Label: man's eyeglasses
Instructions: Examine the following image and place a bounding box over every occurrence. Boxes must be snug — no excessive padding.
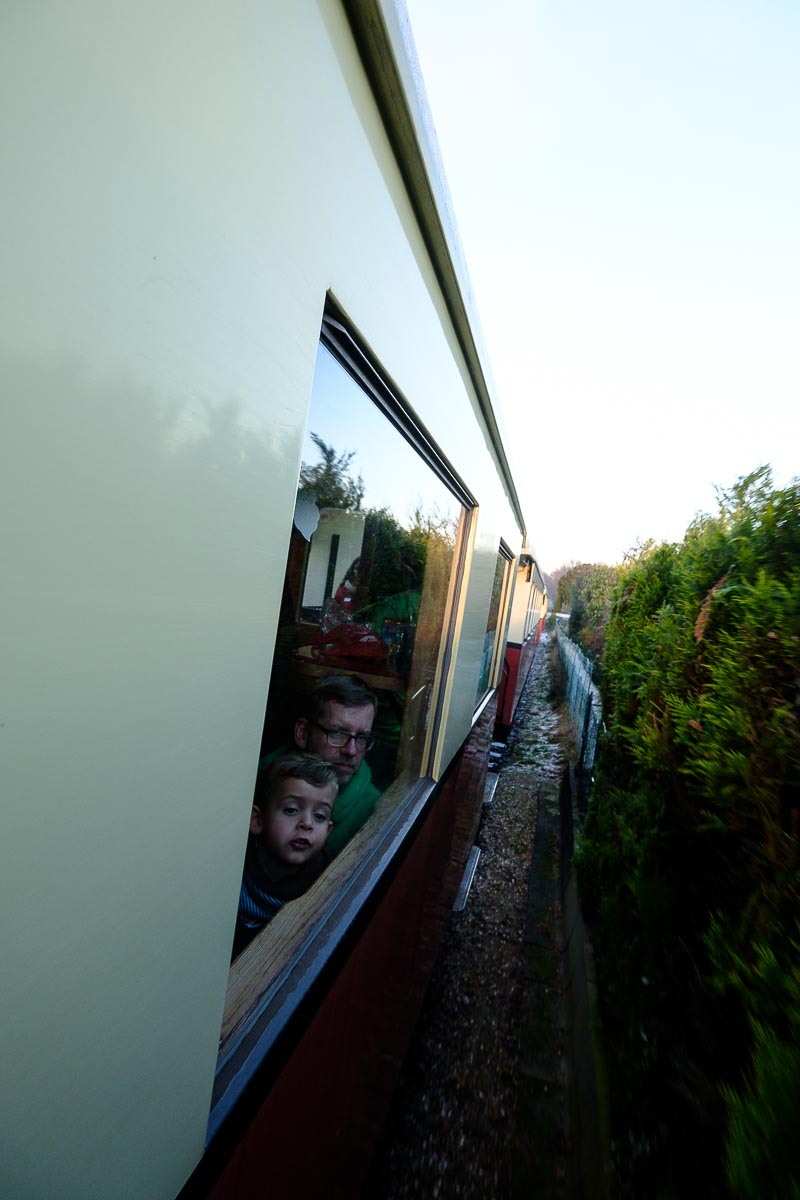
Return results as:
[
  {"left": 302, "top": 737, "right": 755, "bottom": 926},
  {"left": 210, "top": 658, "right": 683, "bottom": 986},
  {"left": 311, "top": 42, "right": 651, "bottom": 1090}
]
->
[{"left": 310, "top": 720, "right": 375, "bottom": 752}]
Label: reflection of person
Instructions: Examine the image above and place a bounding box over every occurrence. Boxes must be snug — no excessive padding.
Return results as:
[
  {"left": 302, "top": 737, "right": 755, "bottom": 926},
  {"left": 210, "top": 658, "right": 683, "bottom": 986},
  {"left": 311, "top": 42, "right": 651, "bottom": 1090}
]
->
[
  {"left": 233, "top": 753, "right": 338, "bottom": 959},
  {"left": 259, "top": 674, "right": 381, "bottom": 854},
  {"left": 334, "top": 557, "right": 361, "bottom": 611}
]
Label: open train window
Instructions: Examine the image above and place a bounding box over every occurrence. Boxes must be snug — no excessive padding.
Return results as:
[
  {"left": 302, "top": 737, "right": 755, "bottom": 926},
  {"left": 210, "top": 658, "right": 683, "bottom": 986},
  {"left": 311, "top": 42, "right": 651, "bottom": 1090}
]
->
[
  {"left": 475, "top": 543, "right": 514, "bottom": 704},
  {"left": 212, "top": 301, "right": 475, "bottom": 1134}
]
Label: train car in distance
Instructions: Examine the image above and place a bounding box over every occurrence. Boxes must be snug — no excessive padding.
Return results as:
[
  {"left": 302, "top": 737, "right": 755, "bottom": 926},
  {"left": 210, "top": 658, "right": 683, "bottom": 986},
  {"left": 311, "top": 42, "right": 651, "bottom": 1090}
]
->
[
  {"left": 495, "top": 551, "right": 549, "bottom": 740},
  {"left": 1, "top": 3, "right": 546, "bottom": 1198}
]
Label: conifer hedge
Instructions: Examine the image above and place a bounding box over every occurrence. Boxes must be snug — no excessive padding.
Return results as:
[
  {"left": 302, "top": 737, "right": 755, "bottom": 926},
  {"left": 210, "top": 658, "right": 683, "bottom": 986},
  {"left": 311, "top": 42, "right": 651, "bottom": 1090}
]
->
[{"left": 576, "top": 468, "right": 800, "bottom": 1197}]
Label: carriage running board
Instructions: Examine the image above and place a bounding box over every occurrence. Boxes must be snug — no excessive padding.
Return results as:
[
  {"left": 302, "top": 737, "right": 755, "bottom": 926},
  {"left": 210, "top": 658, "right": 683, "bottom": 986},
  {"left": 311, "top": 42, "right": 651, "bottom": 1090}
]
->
[
  {"left": 483, "top": 772, "right": 500, "bottom": 806},
  {"left": 453, "top": 846, "right": 481, "bottom": 912}
]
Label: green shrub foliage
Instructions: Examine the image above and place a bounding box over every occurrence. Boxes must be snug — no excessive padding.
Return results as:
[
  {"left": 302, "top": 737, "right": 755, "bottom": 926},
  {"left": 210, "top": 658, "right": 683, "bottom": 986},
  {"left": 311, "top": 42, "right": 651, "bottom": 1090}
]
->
[
  {"left": 556, "top": 562, "right": 619, "bottom": 666},
  {"left": 576, "top": 467, "right": 800, "bottom": 1196}
]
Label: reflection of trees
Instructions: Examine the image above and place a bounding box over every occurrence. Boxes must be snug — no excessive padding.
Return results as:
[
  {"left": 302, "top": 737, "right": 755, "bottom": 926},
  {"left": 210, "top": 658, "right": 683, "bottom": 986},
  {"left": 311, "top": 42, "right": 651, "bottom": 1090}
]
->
[
  {"left": 299, "top": 433, "right": 364, "bottom": 512},
  {"left": 408, "top": 504, "right": 458, "bottom": 551},
  {"left": 298, "top": 435, "right": 459, "bottom": 612},
  {"left": 359, "top": 509, "right": 423, "bottom": 609}
]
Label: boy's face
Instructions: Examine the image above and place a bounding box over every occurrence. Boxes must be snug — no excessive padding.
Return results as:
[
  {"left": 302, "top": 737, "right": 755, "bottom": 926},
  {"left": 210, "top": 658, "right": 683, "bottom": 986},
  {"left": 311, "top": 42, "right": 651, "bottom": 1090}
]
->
[{"left": 251, "top": 777, "right": 335, "bottom": 866}]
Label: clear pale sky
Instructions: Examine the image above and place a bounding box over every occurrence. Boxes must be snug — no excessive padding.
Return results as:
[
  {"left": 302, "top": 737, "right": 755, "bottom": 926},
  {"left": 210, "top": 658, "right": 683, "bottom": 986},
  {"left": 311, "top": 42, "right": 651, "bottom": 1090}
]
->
[{"left": 404, "top": 0, "right": 799, "bottom": 573}]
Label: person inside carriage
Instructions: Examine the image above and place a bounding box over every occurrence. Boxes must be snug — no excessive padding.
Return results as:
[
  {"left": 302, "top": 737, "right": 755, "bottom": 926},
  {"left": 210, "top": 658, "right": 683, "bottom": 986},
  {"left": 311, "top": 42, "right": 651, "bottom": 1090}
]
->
[
  {"left": 258, "top": 673, "right": 381, "bottom": 855},
  {"left": 233, "top": 751, "right": 338, "bottom": 958}
]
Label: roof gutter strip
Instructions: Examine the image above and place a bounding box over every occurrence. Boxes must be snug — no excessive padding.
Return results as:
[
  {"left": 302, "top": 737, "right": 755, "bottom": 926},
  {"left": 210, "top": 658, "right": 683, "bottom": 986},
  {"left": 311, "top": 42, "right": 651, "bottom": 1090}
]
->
[{"left": 342, "top": 0, "right": 527, "bottom": 542}]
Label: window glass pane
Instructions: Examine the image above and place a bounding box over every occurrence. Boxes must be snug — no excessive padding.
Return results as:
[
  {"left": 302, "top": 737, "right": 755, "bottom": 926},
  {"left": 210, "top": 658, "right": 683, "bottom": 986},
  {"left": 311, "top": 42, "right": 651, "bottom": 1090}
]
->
[
  {"left": 262, "top": 343, "right": 463, "bottom": 845},
  {"left": 476, "top": 550, "right": 510, "bottom": 701}
]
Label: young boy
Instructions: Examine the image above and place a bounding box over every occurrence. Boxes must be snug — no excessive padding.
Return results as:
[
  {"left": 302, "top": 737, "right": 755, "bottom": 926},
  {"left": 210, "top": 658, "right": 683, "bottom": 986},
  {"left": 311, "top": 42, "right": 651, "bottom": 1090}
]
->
[{"left": 232, "top": 752, "right": 338, "bottom": 959}]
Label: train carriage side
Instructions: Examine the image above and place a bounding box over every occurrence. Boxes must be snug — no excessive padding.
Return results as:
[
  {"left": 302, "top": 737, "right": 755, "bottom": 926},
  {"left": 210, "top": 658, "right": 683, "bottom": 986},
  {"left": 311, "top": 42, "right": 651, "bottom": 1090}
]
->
[
  {"left": 1, "top": 3, "right": 542, "bottom": 1198},
  {"left": 495, "top": 554, "right": 549, "bottom": 739}
]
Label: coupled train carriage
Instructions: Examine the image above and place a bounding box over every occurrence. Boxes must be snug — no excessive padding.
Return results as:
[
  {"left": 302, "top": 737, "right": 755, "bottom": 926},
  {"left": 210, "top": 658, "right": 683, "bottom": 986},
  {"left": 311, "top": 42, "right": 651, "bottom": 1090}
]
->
[{"left": 1, "top": 3, "right": 547, "bottom": 1198}]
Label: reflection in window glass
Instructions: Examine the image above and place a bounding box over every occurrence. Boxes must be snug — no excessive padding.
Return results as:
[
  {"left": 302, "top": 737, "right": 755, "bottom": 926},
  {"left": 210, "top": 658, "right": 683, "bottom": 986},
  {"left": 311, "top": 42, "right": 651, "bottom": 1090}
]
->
[
  {"left": 476, "top": 549, "right": 511, "bottom": 702},
  {"left": 263, "top": 343, "right": 464, "bottom": 842}
]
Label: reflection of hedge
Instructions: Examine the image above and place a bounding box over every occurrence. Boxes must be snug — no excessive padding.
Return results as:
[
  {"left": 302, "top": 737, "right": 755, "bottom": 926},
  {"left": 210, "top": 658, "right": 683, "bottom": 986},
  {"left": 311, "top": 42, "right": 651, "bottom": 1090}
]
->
[
  {"left": 576, "top": 468, "right": 800, "bottom": 1197},
  {"left": 360, "top": 508, "right": 426, "bottom": 606}
]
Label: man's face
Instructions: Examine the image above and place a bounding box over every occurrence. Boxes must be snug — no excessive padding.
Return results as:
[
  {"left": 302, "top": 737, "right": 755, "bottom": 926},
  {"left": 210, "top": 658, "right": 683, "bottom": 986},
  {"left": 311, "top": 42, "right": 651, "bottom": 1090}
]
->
[
  {"left": 256, "top": 777, "right": 335, "bottom": 866},
  {"left": 295, "top": 699, "right": 375, "bottom": 787}
]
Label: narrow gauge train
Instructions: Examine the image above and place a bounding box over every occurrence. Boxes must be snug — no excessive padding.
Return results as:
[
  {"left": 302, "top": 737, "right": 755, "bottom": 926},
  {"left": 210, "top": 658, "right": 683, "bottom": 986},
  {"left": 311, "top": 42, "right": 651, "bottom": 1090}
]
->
[
  {"left": 1, "top": 3, "right": 547, "bottom": 1198},
  {"left": 495, "top": 554, "right": 549, "bottom": 740}
]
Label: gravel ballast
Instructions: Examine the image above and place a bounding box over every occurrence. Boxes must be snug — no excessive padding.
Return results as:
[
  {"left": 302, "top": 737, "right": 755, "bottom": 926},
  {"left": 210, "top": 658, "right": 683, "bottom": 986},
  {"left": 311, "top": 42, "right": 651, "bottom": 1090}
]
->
[{"left": 368, "top": 628, "right": 575, "bottom": 1199}]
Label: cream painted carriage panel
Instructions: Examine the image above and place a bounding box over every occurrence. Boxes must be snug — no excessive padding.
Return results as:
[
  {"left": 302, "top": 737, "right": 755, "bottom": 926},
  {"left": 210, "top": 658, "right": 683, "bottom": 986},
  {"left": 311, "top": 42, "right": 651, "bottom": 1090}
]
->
[{"left": 0, "top": 3, "right": 521, "bottom": 1196}]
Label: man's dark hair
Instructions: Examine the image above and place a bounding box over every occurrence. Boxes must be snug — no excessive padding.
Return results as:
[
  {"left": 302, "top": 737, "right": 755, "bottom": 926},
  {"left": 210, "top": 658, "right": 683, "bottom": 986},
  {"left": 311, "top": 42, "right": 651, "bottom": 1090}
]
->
[
  {"left": 305, "top": 674, "right": 378, "bottom": 723},
  {"left": 255, "top": 752, "right": 338, "bottom": 807}
]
